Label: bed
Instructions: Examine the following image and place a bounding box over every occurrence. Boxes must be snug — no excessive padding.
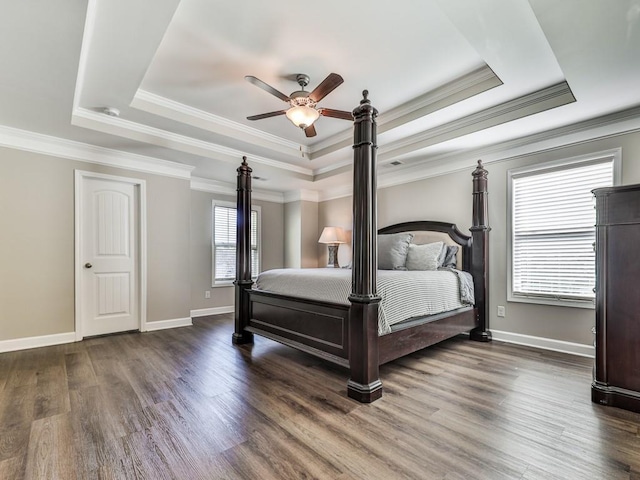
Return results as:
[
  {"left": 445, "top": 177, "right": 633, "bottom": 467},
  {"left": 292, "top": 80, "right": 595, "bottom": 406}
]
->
[{"left": 232, "top": 91, "right": 491, "bottom": 403}]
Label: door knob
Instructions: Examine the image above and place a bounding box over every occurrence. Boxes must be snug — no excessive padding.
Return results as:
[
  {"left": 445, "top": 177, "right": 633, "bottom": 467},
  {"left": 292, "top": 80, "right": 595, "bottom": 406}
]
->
[{"left": 84, "top": 263, "right": 92, "bottom": 269}]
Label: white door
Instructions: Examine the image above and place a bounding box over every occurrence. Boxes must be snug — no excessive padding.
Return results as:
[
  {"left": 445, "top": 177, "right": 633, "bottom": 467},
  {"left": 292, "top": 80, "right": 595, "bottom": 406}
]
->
[{"left": 80, "top": 177, "right": 139, "bottom": 337}]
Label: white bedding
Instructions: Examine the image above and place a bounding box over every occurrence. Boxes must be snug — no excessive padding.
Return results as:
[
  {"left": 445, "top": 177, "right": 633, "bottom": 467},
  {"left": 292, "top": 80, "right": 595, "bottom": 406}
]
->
[{"left": 254, "top": 268, "right": 473, "bottom": 335}]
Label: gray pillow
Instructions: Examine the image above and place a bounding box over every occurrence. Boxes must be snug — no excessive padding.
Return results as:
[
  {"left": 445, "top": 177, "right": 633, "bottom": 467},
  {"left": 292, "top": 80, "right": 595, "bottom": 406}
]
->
[
  {"left": 406, "top": 242, "right": 444, "bottom": 271},
  {"left": 442, "top": 245, "right": 459, "bottom": 268},
  {"left": 378, "top": 233, "right": 413, "bottom": 270},
  {"left": 437, "top": 243, "right": 447, "bottom": 266}
]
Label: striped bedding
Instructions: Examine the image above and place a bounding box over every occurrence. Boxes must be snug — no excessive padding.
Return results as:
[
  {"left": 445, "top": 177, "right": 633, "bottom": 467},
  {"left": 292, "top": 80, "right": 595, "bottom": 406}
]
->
[{"left": 254, "top": 268, "right": 474, "bottom": 335}]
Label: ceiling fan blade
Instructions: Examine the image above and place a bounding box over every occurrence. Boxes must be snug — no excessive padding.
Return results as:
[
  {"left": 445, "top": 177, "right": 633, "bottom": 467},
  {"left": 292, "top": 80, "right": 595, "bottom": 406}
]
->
[
  {"left": 304, "top": 124, "right": 317, "bottom": 137},
  {"left": 308, "top": 73, "right": 344, "bottom": 103},
  {"left": 246, "top": 110, "right": 287, "bottom": 121},
  {"left": 245, "top": 76, "right": 290, "bottom": 102},
  {"left": 319, "top": 108, "right": 353, "bottom": 121}
]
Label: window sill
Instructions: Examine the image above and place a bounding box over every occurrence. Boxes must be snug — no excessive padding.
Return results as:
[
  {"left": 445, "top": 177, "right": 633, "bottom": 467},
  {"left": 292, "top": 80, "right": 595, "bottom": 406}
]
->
[{"left": 508, "top": 293, "right": 595, "bottom": 309}]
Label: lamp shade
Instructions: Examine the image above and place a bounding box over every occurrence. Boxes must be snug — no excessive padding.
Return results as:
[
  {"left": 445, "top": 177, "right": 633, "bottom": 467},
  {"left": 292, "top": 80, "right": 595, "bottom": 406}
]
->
[
  {"left": 318, "top": 226, "right": 345, "bottom": 244},
  {"left": 286, "top": 105, "right": 320, "bottom": 129}
]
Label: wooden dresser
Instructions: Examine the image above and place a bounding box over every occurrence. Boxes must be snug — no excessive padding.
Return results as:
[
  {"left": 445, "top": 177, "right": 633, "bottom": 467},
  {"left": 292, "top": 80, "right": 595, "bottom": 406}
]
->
[{"left": 592, "top": 184, "right": 640, "bottom": 413}]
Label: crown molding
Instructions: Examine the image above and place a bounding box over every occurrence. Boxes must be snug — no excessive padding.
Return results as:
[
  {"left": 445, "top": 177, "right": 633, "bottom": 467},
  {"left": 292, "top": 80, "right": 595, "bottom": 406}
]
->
[
  {"left": 283, "top": 189, "right": 320, "bottom": 203},
  {"left": 378, "top": 65, "right": 502, "bottom": 132},
  {"left": 317, "top": 104, "right": 640, "bottom": 201},
  {"left": 71, "top": 107, "right": 314, "bottom": 177},
  {"left": 313, "top": 159, "right": 352, "bottom": 177},
  {"left": 190, "top": 176, "right": 284, "bottom": 203},
  {"left": 0, "top": 124, "right": 194, "bottom": 179},
  {"left": 377, "top": 107, "right": 640, "bottom": 191},
  {"left": 132, "top": 89, "right": 312, "bottom": 159},
  {"left": 133, "top": 66, "right": 501, "bottom": 165},
  {"left": 312, "top": 80, "right": 573, "bottom": 176},
  {"left": 311, "top": 65, "right": 503, "bottom": 160},
  {"left": 190, "top": 177, "right": 235, "bottom": 196},
  {"left": 318, "top": 183, "right": 354, "bottom": 202},
  {"left": 473, "top": 104, "right": 640, "bottom": 160},
  {"left": 405, "top": 104, "right": 640, "bottom": 178},
  {"left": 378, "top": 81, "right": 576, "bottom": 160}
]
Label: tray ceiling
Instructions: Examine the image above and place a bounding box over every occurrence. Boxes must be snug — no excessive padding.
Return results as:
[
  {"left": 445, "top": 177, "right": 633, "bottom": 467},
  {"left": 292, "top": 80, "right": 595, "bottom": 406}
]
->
[{"left": 1, "top": 0, "right": 639, "bottom": 198}]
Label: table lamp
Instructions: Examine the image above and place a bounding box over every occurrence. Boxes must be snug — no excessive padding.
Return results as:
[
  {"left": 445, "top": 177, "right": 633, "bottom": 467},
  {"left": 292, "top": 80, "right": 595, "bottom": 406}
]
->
[{"left": 318, "top": 226, "right": 346, "bottom": 268}]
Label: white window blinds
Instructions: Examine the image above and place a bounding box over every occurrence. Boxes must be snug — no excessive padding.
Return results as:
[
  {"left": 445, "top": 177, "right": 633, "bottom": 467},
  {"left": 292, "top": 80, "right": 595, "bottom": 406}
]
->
[
  {"left": 511, "top": 159, "right": 613, "bottom": 303},
  {"left": 213, "top": 204, "right": 259, "bottom": 283}
]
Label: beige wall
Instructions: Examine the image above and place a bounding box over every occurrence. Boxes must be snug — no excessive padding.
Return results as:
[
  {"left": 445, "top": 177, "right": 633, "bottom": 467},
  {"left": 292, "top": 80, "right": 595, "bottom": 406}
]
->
[
  {"left": 300, "top": 200, "right": 319, "bottom": 268},
  {"left": 189, "top": 190, "right": 284, "bottom": 311},
  {"left": 0, "top": 146, "right": 286, "bottom": 343},
  {"left": 318, "top": 130, "right": 640, "bottom": 346},
  {"left": 284, "top": 201, "right": 301, "bottom": 268},
  {"left": 5, "top": 128, "right": 640, "bottom": 348},
  {"left": 284, "top": 200, "right": 318, "bottom": 268},
  {"left": 0, "top": 147, "right": 191, "bottom": 341}
]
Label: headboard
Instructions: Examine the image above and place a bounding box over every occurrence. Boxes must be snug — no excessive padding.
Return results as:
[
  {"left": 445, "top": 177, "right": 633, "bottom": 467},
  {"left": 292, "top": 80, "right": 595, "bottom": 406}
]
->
[{"left": 378, "top": 221, "right": 472, "bottom": 271}]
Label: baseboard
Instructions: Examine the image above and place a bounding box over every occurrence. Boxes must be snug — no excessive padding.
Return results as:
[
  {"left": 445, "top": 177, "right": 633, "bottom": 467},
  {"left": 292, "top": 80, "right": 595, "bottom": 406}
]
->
[
  {"left": 0, "top": 332, "right": 76, "bottom": 353},
  {"left": 491, "top": 330, "right": 594, "bottom": 358},
  {"left": 190, "top": 306, "right": 234, "bottom": 318},
  {"left": 145, "top": 317, "right": 193, "bottom": 332},
  {"left": 0, "top": 318, "right": 196, "bottom": 353}
]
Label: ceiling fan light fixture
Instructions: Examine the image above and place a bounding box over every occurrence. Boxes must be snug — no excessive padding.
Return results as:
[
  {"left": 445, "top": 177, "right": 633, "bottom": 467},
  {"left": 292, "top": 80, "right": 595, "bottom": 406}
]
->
[
  {"left": 285, "top": 104, "right": 320, "bottom": 129},
  {"left": 245, "top": 72, "right": 348, "bottom": 136}
]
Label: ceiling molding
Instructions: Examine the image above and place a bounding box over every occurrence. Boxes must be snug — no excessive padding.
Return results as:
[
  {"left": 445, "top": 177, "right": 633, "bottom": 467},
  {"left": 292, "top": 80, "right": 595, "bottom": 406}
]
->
[
  {"left": 71, "top": 107, "right": 314, "bottom": 177},
  {"left": 318, "top": 183, "right": 354, "bottom": 202},
  {"left": 190, "top": 177, "right": 235, "bottom": 196},
  {"left": 132, "top": 66, "right": 501, "bottom": 165},
  {"left": 311, "top": 65, "right": 503, "bottom": 160},
  {"left": 480, "top": 104, "right": 640, "bottom": 157},
  {"left": 318, "top": 104, "right": 640, "bottom": 202},
  {"left": 377, "top": 65, "right": 503, "bottom": 133},
  {"left": 378, "top": 81, "right": 576, "bottom": 160},
  {"left": 313, "top": 159, "right": 352, "bottom": 177},
  {"left": 313, "top": 81, "right": 576, "bottom": 177},
  {"left": 191, "top": 176, "right": 284, "bottom": 203},
  {"left": 283, "top": 189, "right": 320, "bottom": 203},
  {"left": 410, "top": 104, "right": 640, "bottom": 174},
  {"left": 131, "top": 89, "right": 312, "bottom": 159},
  {"left": 0, "top": 124, "right": 194, "bottom": 180}
]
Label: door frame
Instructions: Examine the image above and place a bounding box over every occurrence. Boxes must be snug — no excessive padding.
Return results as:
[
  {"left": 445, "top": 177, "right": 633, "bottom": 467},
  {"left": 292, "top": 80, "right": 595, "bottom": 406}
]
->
[{"left": 74, "top": 170, "right": 147, "bottom": 340}]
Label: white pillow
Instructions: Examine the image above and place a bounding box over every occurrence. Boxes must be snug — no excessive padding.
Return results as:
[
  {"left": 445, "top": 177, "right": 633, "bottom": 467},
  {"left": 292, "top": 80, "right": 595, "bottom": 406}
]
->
[{"left": 405, "top": 242, "right": 444, "bottom": 271}]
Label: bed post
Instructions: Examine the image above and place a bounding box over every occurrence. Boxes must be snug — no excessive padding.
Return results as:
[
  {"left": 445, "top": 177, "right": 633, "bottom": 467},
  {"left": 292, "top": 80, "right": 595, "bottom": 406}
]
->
[
  {"left": 232, "top": 156, "right": 254, "bottom": 345},
  {"left": 470, "top": 160, "right": 492, "bottom": 342},
  {"left": 348, "top": 91, "right": 383, "bottom": 403}
]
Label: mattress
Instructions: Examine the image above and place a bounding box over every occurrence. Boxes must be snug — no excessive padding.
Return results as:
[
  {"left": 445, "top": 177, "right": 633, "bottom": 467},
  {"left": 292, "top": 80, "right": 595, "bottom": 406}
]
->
[{"left": 254, "top": 268, "right": 474, "bottom": 335}]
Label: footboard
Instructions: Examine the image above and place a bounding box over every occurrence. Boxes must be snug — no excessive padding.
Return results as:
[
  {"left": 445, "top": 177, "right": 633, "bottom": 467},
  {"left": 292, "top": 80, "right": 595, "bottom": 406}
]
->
[
  {"left": 247, "top": 290, "right": 350, "bottom": 367},
  {"left": 378, "top": 306, "right": 477, "bottom": 364}
]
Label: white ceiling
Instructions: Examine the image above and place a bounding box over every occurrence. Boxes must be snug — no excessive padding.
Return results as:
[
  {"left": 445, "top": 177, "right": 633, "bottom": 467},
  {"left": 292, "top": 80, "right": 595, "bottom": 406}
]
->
[{"left": 1, "top": 0, "right": 640, "bottom": 199}]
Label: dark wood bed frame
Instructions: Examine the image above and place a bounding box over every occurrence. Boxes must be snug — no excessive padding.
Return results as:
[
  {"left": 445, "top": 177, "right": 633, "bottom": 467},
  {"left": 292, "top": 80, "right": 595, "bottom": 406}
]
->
[{"left": 232, "top": 91, "right": 491, "bottom": 403}]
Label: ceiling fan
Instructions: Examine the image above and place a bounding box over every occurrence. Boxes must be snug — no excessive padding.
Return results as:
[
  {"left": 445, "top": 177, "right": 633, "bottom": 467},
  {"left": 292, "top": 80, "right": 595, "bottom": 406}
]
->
[{"left": 245, "top": 73, "right": 353, "bottom": 138}]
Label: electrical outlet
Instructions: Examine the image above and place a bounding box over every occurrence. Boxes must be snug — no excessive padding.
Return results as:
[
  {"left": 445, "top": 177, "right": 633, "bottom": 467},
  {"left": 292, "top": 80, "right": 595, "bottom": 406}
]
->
[
  {"left": 497, "top": 305, "right": 505, "bottom": 317},
  {"left": 205, "top": 290, "right": 211, "bottom": 299}
]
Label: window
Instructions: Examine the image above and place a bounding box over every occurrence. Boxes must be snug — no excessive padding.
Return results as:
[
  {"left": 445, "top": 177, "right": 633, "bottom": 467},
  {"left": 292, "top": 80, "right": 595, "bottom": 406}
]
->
[
  {"left": 508, "top": 150, "right": 619, "bottom": 308},
  {"left": 212, "top": 202, "right": 260, "bottom": 285}
]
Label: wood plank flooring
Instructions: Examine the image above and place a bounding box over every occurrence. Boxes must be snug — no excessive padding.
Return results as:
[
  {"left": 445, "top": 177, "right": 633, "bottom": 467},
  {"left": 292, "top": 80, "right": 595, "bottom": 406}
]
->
[{"left": 1, "top": 314, "right": 640, "bottom": 479}]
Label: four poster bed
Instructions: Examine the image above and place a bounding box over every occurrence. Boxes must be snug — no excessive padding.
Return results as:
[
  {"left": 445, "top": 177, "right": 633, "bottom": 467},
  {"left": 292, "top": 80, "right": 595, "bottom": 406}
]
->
[{"left": 233, "top": 91, "right": 491, "bottom": 403}]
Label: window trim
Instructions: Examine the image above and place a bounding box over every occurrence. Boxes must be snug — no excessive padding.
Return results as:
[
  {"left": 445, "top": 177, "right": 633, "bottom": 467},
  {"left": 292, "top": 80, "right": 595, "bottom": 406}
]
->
[
  {"left": 507, "top": 148, "right": 621, "bottom": 309},
  {"left": 211, "top": 200, "right": 261, "bottom": 287}
]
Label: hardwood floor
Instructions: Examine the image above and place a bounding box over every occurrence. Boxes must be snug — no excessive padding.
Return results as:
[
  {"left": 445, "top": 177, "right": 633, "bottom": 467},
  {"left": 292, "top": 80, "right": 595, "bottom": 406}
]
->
[{"left": 1, "top": 315, "right": 640, "bottom": 479}]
